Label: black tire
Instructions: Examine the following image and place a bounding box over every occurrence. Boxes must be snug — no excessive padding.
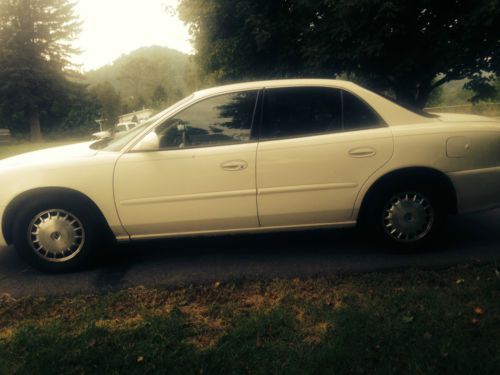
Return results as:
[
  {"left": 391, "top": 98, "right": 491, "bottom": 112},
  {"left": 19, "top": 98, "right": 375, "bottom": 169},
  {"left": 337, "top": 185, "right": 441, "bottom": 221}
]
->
[
  {"left": 361, "top": 180, "right": 448, "bottom": 250},
  {"left": 12, "top": 196, "right": 100, "bottom": 272}
]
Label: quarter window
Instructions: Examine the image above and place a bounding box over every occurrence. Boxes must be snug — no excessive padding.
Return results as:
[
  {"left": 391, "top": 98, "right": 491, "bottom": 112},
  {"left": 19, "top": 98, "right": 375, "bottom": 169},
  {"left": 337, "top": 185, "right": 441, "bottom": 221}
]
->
[
  {"left": 155, "top": 91, "right": 258, "bottom": 149},
  {"left": 342, "top": 90, "right": 384, "bottom": 131}
]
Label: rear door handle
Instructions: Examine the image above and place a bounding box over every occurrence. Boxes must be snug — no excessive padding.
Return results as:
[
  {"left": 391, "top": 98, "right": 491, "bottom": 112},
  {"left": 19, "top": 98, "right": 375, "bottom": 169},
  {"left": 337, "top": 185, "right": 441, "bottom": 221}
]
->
[
  {"left": 348, "top": 147, "right": 376, "bottom": 158},
  {"left": 221, "top": 160, "right": 248, "bottom": 171}
]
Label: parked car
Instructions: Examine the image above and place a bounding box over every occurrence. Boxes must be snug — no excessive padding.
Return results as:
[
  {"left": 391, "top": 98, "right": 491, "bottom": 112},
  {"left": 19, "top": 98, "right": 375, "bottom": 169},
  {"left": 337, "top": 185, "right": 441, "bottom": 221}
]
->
[
  {"left": 91, "top": 122, "right": 138, "bottom": 140},
  {"left": 1, "top": 79, "right": 499, "bottom": 271},
  {"left": 115, "top": 122, "right": 139, "bottom": 133}
]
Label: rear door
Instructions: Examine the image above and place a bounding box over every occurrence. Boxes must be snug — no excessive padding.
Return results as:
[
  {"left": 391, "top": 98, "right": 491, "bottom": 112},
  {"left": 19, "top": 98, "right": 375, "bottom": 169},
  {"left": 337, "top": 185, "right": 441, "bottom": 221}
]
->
[{"left": 256, "top": 86, "right": 393, "bottom": 227}]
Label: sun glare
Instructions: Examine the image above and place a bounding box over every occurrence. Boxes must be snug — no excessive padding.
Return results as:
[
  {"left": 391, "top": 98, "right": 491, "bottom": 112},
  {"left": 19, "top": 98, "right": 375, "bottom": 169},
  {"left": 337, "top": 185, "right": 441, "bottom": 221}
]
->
[{"left": 73, "top": 0, "right": 192, "bottom": 71}]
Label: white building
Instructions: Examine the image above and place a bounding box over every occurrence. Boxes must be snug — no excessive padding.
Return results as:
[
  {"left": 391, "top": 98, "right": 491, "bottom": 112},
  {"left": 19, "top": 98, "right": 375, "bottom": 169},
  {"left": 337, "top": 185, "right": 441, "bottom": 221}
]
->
[{"left": 119, "top": 108, "right": 156, "bottom": 124}]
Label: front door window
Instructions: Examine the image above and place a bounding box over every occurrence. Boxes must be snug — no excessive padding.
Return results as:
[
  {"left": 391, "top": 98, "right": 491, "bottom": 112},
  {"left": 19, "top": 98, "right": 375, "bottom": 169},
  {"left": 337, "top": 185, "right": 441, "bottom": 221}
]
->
[{"left": 154, "top": 91, "right": 258, "bottom": 149}]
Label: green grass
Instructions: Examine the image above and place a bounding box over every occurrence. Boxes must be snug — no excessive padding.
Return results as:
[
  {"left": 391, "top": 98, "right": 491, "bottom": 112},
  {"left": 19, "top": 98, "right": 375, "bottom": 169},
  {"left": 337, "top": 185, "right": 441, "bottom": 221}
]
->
[
  {"left": 0, "top": 263, "right": 499, "bottom": 374},
  {"left": 0, "top": 141, "right": 76, "bottom": 160}
]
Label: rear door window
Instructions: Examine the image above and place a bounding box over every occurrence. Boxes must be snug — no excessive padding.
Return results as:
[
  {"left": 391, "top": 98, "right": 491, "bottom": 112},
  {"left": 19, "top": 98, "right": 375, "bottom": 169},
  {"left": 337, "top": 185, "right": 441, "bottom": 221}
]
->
[
  {"left": 261, "top": 87, "right": 343, "bottom": 139},
  {"left": 260, "top": 86, "right": 385, "bottom": 140}
]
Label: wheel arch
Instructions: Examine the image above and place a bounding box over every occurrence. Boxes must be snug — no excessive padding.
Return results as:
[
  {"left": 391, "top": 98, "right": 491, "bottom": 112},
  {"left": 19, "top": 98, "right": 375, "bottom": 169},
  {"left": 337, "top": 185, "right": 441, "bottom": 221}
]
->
[
  {"left": 357, "top": 167, "right": 458, "bottom": 225},
  {"left": 2, "top": 187, "right": 115, "bottom": 246}
]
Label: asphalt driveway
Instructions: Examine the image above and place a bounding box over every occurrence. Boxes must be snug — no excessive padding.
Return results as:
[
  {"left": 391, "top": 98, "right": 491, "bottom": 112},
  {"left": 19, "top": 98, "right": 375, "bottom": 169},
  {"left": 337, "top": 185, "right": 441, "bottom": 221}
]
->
[{"left": 1, "top": 209, "right": 499, "bottom": 298}]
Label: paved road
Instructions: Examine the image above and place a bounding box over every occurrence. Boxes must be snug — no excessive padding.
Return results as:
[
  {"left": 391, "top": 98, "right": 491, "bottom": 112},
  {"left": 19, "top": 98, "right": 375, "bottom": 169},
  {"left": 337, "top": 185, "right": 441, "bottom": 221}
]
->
[{"left": 1, "top": 209, "right": 499, "bottom": 298}]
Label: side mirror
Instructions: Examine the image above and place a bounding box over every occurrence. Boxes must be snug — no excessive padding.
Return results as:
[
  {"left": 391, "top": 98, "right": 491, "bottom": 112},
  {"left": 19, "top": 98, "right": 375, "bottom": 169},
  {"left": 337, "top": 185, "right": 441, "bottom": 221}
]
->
[{"left": 132, "top": 131, "right": 160, "bottom": 152}]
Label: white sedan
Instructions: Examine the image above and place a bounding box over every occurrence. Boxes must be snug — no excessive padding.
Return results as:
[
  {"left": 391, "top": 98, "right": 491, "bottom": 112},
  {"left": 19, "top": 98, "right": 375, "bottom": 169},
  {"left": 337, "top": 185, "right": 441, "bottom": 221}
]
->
[{"left": 1, "top": 79, "right": 499, "bottom": 272}]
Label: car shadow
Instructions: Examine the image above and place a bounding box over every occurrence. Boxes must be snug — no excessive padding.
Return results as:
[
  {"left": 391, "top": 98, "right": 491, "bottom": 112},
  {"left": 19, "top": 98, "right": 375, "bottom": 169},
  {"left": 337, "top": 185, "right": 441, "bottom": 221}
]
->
[
  {"left": 99, "top": 208, "right": 499, "bottom": 265},
  {"left": 1, "top": 209, "right": 499, "bottom": 297}
]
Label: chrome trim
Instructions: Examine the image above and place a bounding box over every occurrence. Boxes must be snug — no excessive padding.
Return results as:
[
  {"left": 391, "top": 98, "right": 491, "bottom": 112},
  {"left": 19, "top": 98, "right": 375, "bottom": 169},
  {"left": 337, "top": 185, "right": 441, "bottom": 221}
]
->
[
  {"left": 258, "top": 182, "right": 358, "bottom": 195},
  {"left": 120, "top": 189, "right": 256, "bottom": 206}
]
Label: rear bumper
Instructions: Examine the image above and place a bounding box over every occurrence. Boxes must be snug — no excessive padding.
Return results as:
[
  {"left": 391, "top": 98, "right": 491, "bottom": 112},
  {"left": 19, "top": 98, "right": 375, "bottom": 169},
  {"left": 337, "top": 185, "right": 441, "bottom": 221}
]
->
[
  {"left": 448, "top": 166, "right": 500, "bottom": 214},
  {"left": 0, "top": 205, "right": 7, "bottom": 247}
]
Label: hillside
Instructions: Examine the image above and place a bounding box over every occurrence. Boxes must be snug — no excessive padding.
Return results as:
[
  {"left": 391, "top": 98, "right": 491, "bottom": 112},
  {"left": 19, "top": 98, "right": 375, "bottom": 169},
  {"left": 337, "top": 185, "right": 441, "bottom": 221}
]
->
[{"left": 84, "top": 46, "right": 198, "bottom": 112}]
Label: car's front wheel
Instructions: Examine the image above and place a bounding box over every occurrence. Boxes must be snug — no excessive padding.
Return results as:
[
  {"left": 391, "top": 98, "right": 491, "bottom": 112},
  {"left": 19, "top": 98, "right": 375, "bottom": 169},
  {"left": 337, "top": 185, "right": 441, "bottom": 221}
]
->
[
  {"left": 12, "top": 198, "right": 99, "bottom": 272},
  {"left": 363, "top": 182, "right": 447, "bottom": 248}
]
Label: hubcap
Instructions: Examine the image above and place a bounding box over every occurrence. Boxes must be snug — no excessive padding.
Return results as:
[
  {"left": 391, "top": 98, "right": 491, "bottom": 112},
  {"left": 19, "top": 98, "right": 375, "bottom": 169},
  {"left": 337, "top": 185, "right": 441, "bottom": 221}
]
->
[
  {"left": 382, "top": 192, "right": 435, "bottom": 242},
  {"left": 28, "top": 209, "right": 85, "bottom": 263}
]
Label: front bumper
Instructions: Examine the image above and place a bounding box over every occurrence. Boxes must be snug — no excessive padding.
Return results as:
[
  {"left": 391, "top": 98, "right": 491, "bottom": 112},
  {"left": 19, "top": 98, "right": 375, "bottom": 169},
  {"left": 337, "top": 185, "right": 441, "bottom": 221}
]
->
[
  {"left": 448, "top": 166, "right": 500, "bottom": 214},
  {"left": 0, "top": 205, "right": 6, "bottom": 247}
]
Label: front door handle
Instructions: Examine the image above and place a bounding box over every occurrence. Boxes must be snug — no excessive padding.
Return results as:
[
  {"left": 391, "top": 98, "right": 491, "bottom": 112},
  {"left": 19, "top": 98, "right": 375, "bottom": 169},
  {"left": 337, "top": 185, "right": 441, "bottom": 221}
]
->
[
  {"left": 348, "top": 147, "right": 376, "bottom": 158},
  {"left": 221, "top": 160, "right": 248, "bottom": 171}
]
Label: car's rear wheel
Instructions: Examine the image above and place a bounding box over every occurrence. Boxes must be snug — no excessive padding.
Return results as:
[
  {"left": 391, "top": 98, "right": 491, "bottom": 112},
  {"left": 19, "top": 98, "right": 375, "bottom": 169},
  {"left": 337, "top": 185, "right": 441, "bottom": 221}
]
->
[
  {"left": 12, "top": 198, "right": 99, "bottom": 272},
  {"left": 363, "top": 182, "right": 447, "bottom": 248}
]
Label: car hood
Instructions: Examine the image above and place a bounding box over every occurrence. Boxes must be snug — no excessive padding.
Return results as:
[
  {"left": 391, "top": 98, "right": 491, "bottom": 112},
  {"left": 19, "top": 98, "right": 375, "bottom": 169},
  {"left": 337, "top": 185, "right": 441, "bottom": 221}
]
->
[
  {"left": 0, "top": 141, "right": 98, "bottom": 170},
  {"left": 430, "top": 112, "right": 500, "bottom": 123}
]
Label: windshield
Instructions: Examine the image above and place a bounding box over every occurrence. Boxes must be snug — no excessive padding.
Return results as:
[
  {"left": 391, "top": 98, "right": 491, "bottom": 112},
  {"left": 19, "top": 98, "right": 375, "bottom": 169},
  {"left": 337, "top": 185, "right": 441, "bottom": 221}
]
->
[{"left": 90, "top": 94, "right": 194, "bottom": 152}]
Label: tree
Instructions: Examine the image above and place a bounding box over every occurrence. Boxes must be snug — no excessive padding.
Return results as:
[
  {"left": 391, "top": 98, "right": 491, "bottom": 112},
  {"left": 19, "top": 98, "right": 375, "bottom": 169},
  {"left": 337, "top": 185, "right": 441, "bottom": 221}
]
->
[
  {"left": 179, "top": 0, "right": 500, "bottom": 108},
  {"left": 179, "top": 0, "right": 306, "bottom": 82},
  {"left": 151, "top": 85, "right": 168, "bottom": 108},
  {"left": 90, "top": 82, "right": 122, "bottom": 128},
  {"left": 493, "top": 77, "right": 500, "bottom": 101},
  {"left": 54, "top": 86, "right": 100, "bottom": 138},
  {"left": 85, "top": 46, "right": 196, "bottom": 110},
  {"left": 0, "top": 0, "right": 82, "bottom": 141},
  {"left": 117, "top": 57, "right": 150, "bottom": 101}
]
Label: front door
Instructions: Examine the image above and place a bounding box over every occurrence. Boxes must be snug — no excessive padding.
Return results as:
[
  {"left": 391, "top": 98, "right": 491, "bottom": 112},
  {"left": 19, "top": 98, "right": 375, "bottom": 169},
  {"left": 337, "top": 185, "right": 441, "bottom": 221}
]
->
[{"left": 114, "top": 90, "right": 260, "bottom": 238}]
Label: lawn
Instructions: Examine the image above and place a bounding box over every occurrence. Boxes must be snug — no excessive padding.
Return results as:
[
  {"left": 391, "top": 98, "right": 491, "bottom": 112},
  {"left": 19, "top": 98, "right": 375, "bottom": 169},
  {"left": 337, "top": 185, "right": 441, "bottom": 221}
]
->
[
  {"left": 0, "top": 263, "right": 498, "bottom": 374},
  {"left": 0, "top": 141, "right": 76, "bottom": 160}
]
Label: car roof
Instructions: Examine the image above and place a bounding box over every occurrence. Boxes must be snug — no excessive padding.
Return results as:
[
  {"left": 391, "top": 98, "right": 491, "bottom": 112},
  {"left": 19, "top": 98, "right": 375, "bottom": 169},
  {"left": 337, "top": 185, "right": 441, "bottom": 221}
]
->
[
  {"left": 190, "top": 78, "right": 436, "bottom": 126},
  {"left": 193, "top": 79, "right": 358, "bottom": 99}
]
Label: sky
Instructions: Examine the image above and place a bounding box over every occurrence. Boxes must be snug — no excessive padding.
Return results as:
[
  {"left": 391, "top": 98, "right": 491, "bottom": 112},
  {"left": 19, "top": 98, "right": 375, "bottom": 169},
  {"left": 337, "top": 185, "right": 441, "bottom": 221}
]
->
[{"left": 73, "top": 0, "right": 193, "bottom": 72}]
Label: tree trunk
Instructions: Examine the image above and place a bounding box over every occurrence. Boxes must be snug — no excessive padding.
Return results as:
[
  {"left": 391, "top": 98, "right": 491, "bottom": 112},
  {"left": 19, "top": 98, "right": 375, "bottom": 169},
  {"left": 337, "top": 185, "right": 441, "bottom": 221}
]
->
[
  {"left": 29, "top": 108, "right": 43, "bottom": 142},
  {"left": 394, "top": 83, "right": 432, "bottom": 110},
  {"left": 414, "top": 84, "right": 432, "bottom": 109},
  {"left": 393, "top": 90, "right": 418, "bottom": 109}
]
